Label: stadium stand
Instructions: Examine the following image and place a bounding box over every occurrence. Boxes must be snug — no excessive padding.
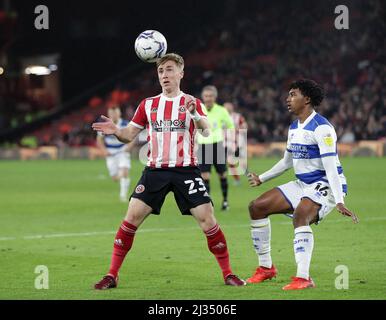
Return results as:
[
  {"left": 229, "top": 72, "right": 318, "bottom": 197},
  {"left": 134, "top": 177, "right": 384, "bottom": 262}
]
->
[{"left": 0, "top": 1, "right": 385, "bottom": 157}]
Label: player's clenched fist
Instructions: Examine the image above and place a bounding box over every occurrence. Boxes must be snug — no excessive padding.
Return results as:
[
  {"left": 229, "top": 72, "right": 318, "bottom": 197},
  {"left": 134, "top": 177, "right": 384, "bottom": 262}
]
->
[
  {"left": 184, "top": 94, "right": 197, "bottom": 113},
  {"left": 247, "top": 172, "right": 262, "bottom": 187},
  {"left": 92, "top": 115, "right": 119, "bottom": 135}
]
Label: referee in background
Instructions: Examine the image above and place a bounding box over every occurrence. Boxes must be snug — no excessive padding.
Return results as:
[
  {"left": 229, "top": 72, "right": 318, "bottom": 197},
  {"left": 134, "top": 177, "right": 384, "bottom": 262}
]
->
[{"left": 197, "top": 85, "right": 235, "bottom": 211}]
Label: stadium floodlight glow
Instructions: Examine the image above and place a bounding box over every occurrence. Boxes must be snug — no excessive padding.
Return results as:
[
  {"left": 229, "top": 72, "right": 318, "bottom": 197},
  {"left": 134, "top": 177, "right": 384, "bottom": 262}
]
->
[
  {"left": 48, "top": 64, "right": 58, "bottom": 71},
  {"left": 0, "top": 67, "right": 4, "bottom": 75},
  {"left": 25, "top": 65, "right": 51, "bottom": 75}
]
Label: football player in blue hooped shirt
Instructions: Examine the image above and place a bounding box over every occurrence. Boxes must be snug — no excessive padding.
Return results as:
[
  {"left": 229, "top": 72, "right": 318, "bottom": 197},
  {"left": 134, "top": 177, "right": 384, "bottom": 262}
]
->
[
  {"left": 96, "top": 106, "right": 134, "bottom": 202},
  {"left": 246, "top": 79, "right": 359, "bottom": 291}
]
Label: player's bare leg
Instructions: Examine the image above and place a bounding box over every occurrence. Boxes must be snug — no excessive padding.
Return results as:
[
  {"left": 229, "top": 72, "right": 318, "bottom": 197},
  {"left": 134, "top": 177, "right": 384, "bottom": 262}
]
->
[
  {"left": 94, "top": 198, "right": 152, "bottom": 290},
  {"left": 247, "top": 188, "right": 293, "bottom": 283},
  {"left": 191, "top": 203, "right": 246, "bottom": 286},
  {"left": 119, "top": 167, "right": 130, "bottom": 202},
  {"left": 282, "top": 198, "right": 319, "bottom": 290},
  {"left": 228, "top": 163, "right": 240, "bottom": 185},
  {"left": 227, "top": 155, "right": 240, "bottom": 185}
]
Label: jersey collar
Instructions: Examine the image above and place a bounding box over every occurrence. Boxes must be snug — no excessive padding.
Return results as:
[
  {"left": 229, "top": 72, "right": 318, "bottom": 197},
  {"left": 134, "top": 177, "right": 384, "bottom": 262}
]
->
[
  {"left": 298, "top": 110, "right": 316, "bottom": 129},
  {"left": 160, "top": 91, "right": 184, "bottom": 100}
]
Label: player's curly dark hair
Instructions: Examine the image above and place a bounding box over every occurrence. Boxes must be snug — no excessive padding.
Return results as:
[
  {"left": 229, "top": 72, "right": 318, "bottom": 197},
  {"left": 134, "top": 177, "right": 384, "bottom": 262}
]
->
[{"left": 289, "top": 79, "right": 324, "bottom": 106}]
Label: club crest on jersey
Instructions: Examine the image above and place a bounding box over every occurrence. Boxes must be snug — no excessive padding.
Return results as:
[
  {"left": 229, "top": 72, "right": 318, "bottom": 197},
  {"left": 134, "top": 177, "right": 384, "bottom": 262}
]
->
[
  {"left": 151, "top": 107, "right": 158, "bottom": 113},
  {"left": 303, "top": 132, "right": 312, "bottom": 142},
  {"left": 179, "top": 106, "right": 186, "bottom": 113},
  {"left": 135, "top": 184, "right": 145, "bottom": 193}
]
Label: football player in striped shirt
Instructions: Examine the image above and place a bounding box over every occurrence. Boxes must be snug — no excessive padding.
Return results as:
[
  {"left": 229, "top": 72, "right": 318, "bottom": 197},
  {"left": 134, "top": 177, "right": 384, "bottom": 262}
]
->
[
  {"left": 92, "top": 53, "right": 245, "bottom": 289},
  {"left": 246, "top": 79, "right": 359, "bottom": 290},
  {"left": 224, "top": 102, "right": 248, "bottom": 186},
  {"left": 96, "top": 106, "right": 133, "bottom": 202}
]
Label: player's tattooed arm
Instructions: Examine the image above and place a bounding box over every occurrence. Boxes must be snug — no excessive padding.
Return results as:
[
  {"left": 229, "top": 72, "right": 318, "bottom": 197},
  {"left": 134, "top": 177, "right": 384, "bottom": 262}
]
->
[
  {"left": 92, "top": 115, "right": 142, "bottom": 143},
  {"left": 124, "top": 139, "right": 137, "bottom": 152},
  {"left": 114, "top": 124, "right": 142, "bottom": 143}
]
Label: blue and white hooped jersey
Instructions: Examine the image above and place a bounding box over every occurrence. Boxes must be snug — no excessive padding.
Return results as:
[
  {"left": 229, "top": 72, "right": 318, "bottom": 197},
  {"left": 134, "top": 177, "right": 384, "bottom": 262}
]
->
[
  {"left": 286, "top": 111, "right": 347, "bottom": 192},
  {"left": 101, "top": 118, "right": 129, "bottom": 155}
]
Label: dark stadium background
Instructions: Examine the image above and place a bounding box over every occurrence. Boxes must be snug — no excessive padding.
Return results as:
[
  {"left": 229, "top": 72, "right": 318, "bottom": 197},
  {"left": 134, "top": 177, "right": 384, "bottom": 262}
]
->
[{"left": 0, "top": 0, "right": 385, "bottom": 153}]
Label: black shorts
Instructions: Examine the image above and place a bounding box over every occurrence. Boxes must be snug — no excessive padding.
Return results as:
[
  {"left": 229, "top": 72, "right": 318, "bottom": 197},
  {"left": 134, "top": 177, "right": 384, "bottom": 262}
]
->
[
  {"left": 198, "top": 142, "right": 227, "bottom": 174},
  {"left": 130, "top": 166, "right": 213, "bottom": 215}
]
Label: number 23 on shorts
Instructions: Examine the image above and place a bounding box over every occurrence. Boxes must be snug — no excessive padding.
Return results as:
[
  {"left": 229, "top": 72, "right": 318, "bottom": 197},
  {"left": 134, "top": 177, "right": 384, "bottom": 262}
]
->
[{"left": 184, "top": 178, "right": 206, "bottom": 195}]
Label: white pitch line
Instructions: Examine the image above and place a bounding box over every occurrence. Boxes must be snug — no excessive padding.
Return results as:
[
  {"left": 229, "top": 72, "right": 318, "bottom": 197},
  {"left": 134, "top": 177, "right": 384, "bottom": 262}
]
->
[
  {"left": 0, "top": 216, "right": 385, "bottom": 242},
  {"left": 0, "top": 237, "right": 16, "bottom": 241}
]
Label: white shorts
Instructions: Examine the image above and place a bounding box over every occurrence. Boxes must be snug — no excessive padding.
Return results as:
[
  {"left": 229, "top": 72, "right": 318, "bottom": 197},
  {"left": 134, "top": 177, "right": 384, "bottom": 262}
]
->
[
  {"left": 106, "top": 152, "right": 131, "bottom": 177},
  {"left": 277, "top": 180, "right": 346, "bottom": 223}
]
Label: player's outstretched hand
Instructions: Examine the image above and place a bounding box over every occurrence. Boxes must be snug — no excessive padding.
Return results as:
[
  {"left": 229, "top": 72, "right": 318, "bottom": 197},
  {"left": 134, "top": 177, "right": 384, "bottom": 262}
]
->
[
  {"left": 247, "top": 172, "right": 262, "bottom": 187},
  {"left": 92, "top": 115, "right": 118, "bottom": 135},
  {"left": 184, "top": 94, "right": 197, "bottom": 113},
  {"left": 336, "top": 203, "right": 359, "bottom": 224}
]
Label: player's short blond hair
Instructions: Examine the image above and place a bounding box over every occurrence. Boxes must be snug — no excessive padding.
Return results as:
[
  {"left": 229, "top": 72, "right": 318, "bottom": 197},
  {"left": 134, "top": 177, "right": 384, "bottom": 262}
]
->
[{"left": 156, "top": 53, "right": 184, "bottom": 69}]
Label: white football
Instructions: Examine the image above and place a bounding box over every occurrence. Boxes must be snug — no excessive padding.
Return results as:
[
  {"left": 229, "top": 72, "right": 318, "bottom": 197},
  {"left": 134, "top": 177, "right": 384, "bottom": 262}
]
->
[{"left": 134, "top": 30, "right": 167, "bottom": 63}]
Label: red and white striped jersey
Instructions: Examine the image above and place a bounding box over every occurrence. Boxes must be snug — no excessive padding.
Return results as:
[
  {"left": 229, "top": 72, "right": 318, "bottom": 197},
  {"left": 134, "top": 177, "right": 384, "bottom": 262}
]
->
[
  {"left": 231, "top": 112, "right": 247, "bottom": 130},
  {"left": 130, "top": 92, "right": 207, "bottom": 168},
  {"left": 225, "top": 111, "right": 247, "bottom": 149}
]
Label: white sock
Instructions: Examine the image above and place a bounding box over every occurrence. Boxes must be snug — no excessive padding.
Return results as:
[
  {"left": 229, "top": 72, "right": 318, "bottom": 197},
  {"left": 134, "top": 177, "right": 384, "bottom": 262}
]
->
[
  {"left": 120, "top": 177, "right": 130, "bottom": 198},
  {"left": 251, "top": 218, "right": 272, "bottom": 268},
  {"left": 294, "top": 226, "right": 314, "bottom": 279}
]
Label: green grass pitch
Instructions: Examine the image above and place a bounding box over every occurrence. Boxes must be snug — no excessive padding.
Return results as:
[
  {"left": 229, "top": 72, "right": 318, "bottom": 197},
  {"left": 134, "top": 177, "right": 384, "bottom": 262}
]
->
[{"left": 0, "top": 157, "right": 385, "bottom": 300}]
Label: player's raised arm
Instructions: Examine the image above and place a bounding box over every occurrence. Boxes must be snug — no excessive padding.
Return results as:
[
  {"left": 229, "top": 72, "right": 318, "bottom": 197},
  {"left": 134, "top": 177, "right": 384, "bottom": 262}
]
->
[
  {"left": 248, "top": 150, "right": 293, "bottom": 187},
  {"left": 185, "top": 95, "right": 210, "bottom": 137},
  {"left": 92, "top": 115, "right": 142, "bottom": 143}
]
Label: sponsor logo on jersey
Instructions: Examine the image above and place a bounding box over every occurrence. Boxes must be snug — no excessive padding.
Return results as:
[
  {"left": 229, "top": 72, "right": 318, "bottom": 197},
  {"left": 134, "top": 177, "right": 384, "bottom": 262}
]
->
[
  {"left": 151, "top": 119, "right": 186, "bottom": 132},
  {"left": 135, "top": 184, "right": 145, "bottom": 193},
  {"left": 288, "top": 144, "right": 312, "bottom": 159}
]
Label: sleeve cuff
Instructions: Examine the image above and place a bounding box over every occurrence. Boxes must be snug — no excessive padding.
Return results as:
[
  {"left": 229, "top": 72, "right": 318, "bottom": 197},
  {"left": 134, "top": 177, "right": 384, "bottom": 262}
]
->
[
  {"left": 320, "top": 152, "right": 337, "bottom": 158},
  {"left": 129, "top": 121, "right": 144, "bottom": 129}
]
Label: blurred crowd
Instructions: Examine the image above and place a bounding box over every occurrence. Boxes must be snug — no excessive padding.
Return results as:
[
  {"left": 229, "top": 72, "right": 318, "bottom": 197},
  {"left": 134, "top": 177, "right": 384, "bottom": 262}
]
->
[{"left": 2, "top": 0, "right": 385, "bottom": 147}]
